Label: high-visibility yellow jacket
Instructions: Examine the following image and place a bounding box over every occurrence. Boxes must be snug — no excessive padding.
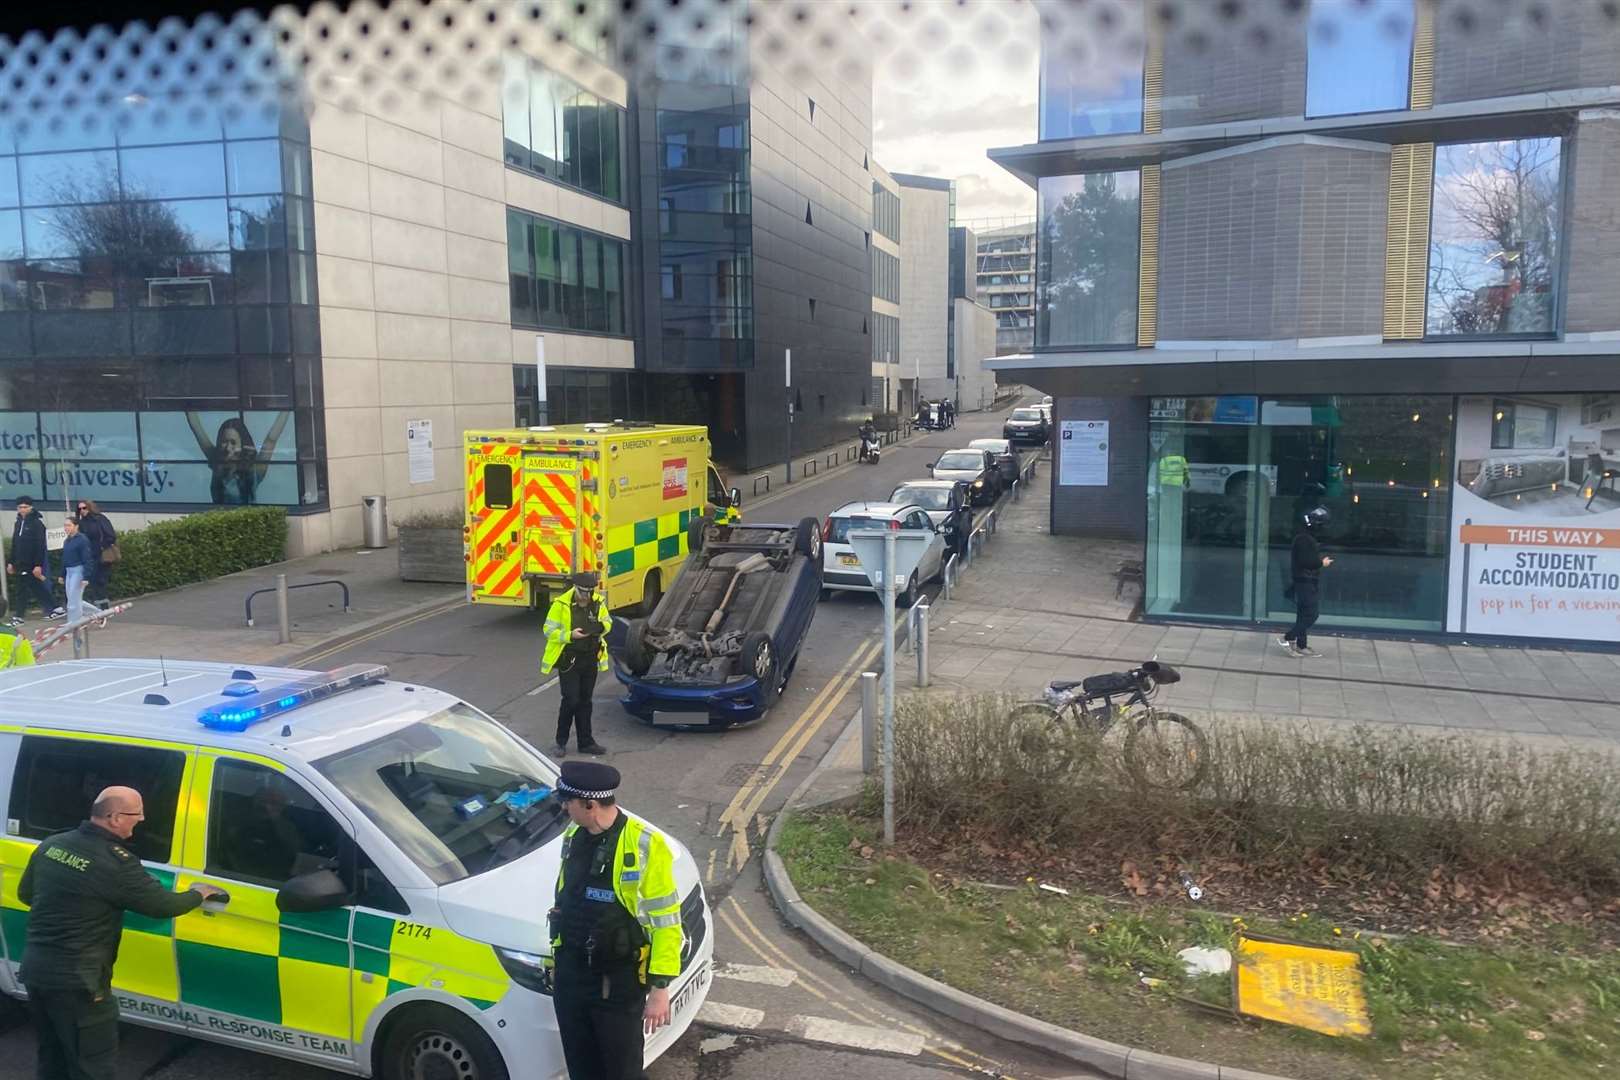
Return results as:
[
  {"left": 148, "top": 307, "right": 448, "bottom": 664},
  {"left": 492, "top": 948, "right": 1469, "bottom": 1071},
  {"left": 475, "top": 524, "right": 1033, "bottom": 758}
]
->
[
  {"left": 551, "top": 816, "right": 685, "bottom": 982},
  {"left": 1158, "top": 454, "right": 1189, "bottom": 487},
  {"left": 540, "top": 587, "right": 612, "bottom": 674},
  {"left": 0, "top": 630, "right": 35, "bottom": 668}
]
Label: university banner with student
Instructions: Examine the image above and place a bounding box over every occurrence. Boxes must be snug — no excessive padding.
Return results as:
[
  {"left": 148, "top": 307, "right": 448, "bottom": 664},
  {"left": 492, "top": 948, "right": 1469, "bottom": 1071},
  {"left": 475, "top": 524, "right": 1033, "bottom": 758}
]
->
[{"left": 1446, "top": 393, "right": 1620, "bottom": 640}]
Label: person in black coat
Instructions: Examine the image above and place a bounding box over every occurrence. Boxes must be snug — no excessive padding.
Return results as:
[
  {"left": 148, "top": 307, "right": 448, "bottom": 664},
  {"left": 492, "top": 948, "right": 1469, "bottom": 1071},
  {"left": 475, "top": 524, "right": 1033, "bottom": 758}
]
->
[
  {"left": 1279, "top": 506, "right": 1333, "bottom": 658},
  {"left": 7, "top": 496, "right": 59, "bottom": 623},
  {"left": 73, "top": 499, "right": 117, "bottom": 605}
]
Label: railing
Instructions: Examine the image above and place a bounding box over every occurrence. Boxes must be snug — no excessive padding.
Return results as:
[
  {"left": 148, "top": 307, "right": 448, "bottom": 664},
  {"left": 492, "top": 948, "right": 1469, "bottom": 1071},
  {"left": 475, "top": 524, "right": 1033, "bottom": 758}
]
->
[
  {"left": 245, "top": 575, "right": 351, "bottom": 645},
  {"left": 752, "top": 473, "right": 772, "bottom": 497}
]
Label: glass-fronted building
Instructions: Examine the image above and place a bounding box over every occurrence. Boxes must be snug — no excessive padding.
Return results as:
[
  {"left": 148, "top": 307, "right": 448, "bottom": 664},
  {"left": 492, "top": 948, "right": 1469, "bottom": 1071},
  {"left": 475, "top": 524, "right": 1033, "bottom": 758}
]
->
[{"left": 991, "top": 0, "right": 1620, "bottom": 645}]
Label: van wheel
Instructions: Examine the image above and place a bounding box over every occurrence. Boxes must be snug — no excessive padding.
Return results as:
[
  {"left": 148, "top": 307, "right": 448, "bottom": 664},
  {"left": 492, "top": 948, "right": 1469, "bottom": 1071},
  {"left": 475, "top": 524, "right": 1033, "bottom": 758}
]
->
[
  {"left": 379, "top": 1005, "right": 508, "bottom": 1080},
  {"left": 794, "top": 517, "right": 821, "bottom": 559},
  {"left": 639, "top": 570, "right": 662, "bottom": 617},
  {"left": 624, "top": 619, "right": 654, "bottom": 676}
]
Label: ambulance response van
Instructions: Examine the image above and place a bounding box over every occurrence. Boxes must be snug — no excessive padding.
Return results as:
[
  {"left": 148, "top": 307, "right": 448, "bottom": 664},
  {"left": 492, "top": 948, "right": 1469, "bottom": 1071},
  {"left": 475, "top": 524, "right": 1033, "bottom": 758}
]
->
[
  {"left": 0, "top": 659, "right": 713, "bottom": 1080},
  {"left": 464, "top": 423, "right": 741, "bottom": 614}
]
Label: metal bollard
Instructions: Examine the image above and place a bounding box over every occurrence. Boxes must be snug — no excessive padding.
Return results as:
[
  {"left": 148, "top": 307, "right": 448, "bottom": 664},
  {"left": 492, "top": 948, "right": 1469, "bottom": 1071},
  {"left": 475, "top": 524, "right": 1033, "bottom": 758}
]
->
[
  {"left": 275, "top": 573, "right": 291, "bottom": 645},
  {"left": 916, "top": 602, "right": 930, "bottom": 687},
  {"left": 860, "top": 671, "right": 878, "bottom": 773}
]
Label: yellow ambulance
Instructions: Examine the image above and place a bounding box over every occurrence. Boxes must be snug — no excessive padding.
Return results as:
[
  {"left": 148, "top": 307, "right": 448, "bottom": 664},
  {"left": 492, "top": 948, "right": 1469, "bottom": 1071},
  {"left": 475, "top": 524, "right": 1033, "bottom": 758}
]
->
[
  {"left": 0, "top": 658, "right": 714, "bottom": 1080},
  {"left": 464, "top": 423, "right": 740, "bottom": 613}
]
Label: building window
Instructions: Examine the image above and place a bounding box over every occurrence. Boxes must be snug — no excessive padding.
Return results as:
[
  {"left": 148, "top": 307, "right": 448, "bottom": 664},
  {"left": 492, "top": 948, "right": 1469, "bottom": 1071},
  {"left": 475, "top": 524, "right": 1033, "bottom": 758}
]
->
[
  {"left": 1426, "top": 138, "right": 1562, "bottom": 338},
  {"left": 872, "top": 183, "right": 900, "bottom": 243},
  {"left": 1145, "top": 395, "right": 1452, "bottom": 632},
  {"left": 506, "top": 207, "right": 628, "bottom": 336},
  {"left": 1490, "top": 399, "right": 1556, "bottom": 450},
  {"left": 872, "top": 249, "right": 899, "bottom": 303},
  {"left": 1038, "top": 1, "right": 1144, "bottom": 139},
  {"left": 1035, "top": 170, "right": 1140, "bottom": 348},
  {"left": 1305, "top": 0, "right": 1415, "bottom": 118},
  {"left": 502, "top": 53, "right": 626, "bottom": 204}
]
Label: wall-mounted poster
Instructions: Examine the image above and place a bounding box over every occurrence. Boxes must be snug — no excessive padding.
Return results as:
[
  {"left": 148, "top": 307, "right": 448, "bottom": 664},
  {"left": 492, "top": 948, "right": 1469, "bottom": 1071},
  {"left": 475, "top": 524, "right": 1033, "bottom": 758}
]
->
[{"left": 1447, "top": 393, "right": 1620, "bottom": 640}]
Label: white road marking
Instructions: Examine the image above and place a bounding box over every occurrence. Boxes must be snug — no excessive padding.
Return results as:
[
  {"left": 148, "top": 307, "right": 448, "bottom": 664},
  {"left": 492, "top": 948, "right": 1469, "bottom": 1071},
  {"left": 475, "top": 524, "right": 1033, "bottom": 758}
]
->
[
  {"left": 526, "top": 676, "right": 559, "bottom": 696},
  {"left": 713, "top": 961, "right": 798, "bottom": 988},
  {"left": 787, "top": 1016, "right": 927, "bottom": 1056},
  {"left": 697, "top": 1001, "right": 765, "bottom": 1029}
]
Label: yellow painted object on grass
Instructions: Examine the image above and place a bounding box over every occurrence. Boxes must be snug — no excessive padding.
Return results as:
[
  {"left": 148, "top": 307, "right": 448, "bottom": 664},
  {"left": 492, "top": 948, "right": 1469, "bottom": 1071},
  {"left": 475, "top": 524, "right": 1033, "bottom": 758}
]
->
[{"left": 1233, "top": 933, "right": 1371, "bottom": 1037}]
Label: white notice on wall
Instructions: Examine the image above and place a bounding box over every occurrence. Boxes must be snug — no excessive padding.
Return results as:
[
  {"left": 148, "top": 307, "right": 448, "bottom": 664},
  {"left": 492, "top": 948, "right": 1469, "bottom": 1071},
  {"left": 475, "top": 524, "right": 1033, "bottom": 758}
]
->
[
  {"left": 407, "top": 419, "right": 434, "bottom": 485},
  {"left": 1059, "top": 420, "right": 1109, "bottom": 487}
]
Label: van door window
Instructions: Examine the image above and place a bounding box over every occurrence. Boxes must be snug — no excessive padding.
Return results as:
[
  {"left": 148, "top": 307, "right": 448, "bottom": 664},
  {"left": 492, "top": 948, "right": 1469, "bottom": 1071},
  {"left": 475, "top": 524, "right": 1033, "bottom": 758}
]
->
[
  {"left": 484, "top": 462, "right": 515, "bottom": 510},
  {"left": 205, "top": 760, "right": 406, "bottom": 912},
  {"left": 707, "top": 465, "right": 726, "bottom": 506},
  {"left": 7, "top": 737, "right": 185, "bottom": 863}
]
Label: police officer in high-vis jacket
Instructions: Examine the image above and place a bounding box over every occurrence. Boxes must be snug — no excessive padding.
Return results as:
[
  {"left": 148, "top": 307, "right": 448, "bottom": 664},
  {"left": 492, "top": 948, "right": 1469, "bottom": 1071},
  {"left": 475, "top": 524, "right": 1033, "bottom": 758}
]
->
[
  {"left": 18, "top": 786, "right": 226, "bottom": 1080},
  {"left": 542, "top": 571, "right": 614, "bottom": 757},
  {"left": 548, "top": 761, "right": 683, "bottom": 1080}
]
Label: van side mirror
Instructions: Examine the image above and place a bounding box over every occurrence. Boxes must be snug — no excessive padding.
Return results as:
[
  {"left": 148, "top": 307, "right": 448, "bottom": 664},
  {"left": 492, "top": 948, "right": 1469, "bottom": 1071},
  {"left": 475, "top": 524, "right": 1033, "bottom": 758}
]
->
[
  {"left": 276, "top": 868, "right": 350, "bottom": 913},
  {"left": 730, "top": 487, "right": 742, "bottom": 507},
  {"left": 926, "top": 461, "right": 935, "bottom": 471}
]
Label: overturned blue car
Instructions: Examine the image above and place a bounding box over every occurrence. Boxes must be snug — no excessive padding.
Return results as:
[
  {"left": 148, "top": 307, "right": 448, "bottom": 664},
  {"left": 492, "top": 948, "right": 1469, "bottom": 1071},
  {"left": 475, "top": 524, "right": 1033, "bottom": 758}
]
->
[{"left": 614, "top": 517, "right": 823, "bottom": 727}]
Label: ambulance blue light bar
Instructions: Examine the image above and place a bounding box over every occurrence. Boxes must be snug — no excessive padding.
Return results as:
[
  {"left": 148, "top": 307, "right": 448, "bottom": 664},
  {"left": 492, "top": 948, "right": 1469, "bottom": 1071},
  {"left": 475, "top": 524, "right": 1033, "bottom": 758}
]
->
[{"left": 198, "top": 664, "right": 390, "bottom": 732}]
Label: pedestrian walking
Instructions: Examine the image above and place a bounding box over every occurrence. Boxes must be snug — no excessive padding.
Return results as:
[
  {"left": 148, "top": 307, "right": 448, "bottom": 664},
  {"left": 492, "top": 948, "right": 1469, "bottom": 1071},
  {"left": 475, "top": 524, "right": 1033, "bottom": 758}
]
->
[
  {"left": 547, "top": 761, "right": 682, "bottom": 1080},
  {"left": 72, "top": 500, "right": 117, "bottom": 606},
  {"left": 18, "top": 786, "right": 225, "bottom": 1080},
  {"left": 1279, "top": 506, "right": 1333, "bottom": 658},
  {"left": 0, "top": 597, "right": 35, "bottom": 668},
  {"left": 59, "top": 517, "right": 94, "bottom": 627},
  {"left": 542, "top": 571, "right": 613, "bottom": 757},
  {"left": 7, "top": 496, "right": 61, "bottom": 624}
]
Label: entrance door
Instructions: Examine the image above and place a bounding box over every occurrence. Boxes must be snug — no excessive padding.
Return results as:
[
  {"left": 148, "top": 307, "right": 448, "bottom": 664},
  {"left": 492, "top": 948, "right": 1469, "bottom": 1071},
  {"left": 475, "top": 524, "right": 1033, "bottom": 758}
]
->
[{"left": 1146, "top": 418, "right": 1262, "bottom": 619}]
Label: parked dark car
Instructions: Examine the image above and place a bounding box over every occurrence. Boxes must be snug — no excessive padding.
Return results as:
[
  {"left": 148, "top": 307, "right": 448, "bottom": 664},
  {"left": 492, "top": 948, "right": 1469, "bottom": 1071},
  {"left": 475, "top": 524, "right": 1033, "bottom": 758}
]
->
[
  {"left": 616, "top": 517, "right": 822, "bottom": 726},
  {"left": 966, "top": 437, "right": 1021, "bottom": 488},
  {"left": 929, "top": 448, "right": 999, "bottom": 505},
  {"left": 889, "top": 480, "right": 975, "bottom": 554},
  {"left": 1003, "top": 406, "right": 1049, "bottom": 446}
]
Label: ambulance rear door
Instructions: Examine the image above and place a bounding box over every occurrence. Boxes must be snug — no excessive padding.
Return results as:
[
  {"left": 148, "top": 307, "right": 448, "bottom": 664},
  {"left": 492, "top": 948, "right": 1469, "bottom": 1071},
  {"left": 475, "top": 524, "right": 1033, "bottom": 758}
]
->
[
  {"left": 467, "top": 442, "right": 526, "bottom": 604},
  {"left": 521, "top": 450, "right": 593, "bottom": 581}
]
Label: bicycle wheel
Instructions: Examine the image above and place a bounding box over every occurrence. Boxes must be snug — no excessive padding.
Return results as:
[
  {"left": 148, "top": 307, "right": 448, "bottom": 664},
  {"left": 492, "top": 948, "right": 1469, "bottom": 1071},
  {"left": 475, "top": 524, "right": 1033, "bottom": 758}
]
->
[
  {"left": 1124, "top": 710, "right": 1209, "bottom": 790},
  {"left": 1007, "top": 702, "right": 1078, "bottom": 781}
]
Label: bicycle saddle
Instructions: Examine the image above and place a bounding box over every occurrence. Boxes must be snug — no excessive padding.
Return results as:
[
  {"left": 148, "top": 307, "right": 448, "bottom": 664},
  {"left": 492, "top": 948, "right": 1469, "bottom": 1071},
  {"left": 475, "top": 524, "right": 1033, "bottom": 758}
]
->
[{"left": 1048, "top": 679, "right": 1083, "bottom": 691}]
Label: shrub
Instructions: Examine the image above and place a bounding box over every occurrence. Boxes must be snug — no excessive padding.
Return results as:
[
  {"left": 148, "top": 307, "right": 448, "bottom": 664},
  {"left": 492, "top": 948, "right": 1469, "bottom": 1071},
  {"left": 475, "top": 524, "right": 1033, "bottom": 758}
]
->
[
  {"left": 102, "top": 507, "right": 288, "bottom": 599},
  {"left": 395, "top": 507, "right": 463, "bottom": 529},
  {"left": 890, "top": 693, "right": 1620, "bottom": 891}
]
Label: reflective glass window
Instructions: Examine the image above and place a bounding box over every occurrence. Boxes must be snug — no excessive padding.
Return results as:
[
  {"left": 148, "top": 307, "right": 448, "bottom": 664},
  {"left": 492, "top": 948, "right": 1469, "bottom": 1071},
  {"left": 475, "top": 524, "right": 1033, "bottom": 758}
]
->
[
  {"left": 1035, "top": 171, "right": 1140, "bottom": 348},
  {"left": 19, "top": 150, "right": 118, "bottom": 206},
  {"left": 25, "top": 259, "right": 122, "bottom": 309},
  {"left": 114, "top": 102, "right": 227, "bottom": 147},
  {"left": 119, "top": 143, "right": 227, "bottom": 200},
  {"left": 285, "top": 197, "right": 314, "bottom": 252},
  {"left": 14, "top": 117, "right": 116, "bottom": 155},
  {"left": 230, "top": 197, "right": 287, "bottom": 251},
  {"left": 1039, "top": 1, "right": 1144, "bottom": 139},
  {"left": 226, "top": 140, "right": 283, "bottom": 195},
  {"left": 233, "top": 249, "right": 289, "bottom": 304},
  {"left": 505, "top": 208, "right": 628, "bottom": 336},
  {"left": 508, "top": 211, "right": 536, "bottom": 326},
  {"left": 1426, "top": 138, "right": 1562, "bottom": 337},
  {"left": 280, "top": 143, "right": 312, "bottom": 199},
  {"left": 132, "top": 252, "right": 231, "bottom": 307},
  {"left": 0, "top": 211, "right": 21, "bottom": 261},
  {"left": 503, "top": 53, "right": 532, "bottom": 169},
  {"left": 1306, "top": 0, "right": 1415, "bottom": 117},
  {"left": 0, "top": 160, "right": 17, "bottom": 209},
  {"left": 530, "top": 68, "right": 562, "bottom": 177}
]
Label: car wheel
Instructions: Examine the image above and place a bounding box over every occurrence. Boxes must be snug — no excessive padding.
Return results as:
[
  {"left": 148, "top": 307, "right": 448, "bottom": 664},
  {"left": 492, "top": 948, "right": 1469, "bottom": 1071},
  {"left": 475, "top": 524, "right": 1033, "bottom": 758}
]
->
[
  {"left": 896, "top": 575, "right": 915, "bottom": 608},
  {"left": 380, "top": 1005, "right": 509, "bottom": 1080},
  {"left": 794, "top": 517, "right": 822, "bottom": 559},
  {"left": 624, "top": 619, "right": 654, "bottom": 676},
  {"left": 740, "top": 631, "right": 779, "bottom": 707}
]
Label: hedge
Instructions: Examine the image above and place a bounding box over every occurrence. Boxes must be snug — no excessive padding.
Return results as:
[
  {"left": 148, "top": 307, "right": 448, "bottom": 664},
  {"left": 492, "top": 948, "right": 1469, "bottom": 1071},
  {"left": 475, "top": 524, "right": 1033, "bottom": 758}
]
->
[{"left": 98, "top": 506, "right": 289, "bottom": 599}]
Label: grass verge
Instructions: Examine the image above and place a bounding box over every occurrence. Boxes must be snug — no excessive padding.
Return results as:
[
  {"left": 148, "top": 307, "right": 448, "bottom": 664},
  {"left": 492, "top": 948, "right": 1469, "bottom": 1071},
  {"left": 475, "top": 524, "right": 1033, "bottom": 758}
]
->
[{"left": 779, "top": 810, "right": 1620, "bottom": 1080}]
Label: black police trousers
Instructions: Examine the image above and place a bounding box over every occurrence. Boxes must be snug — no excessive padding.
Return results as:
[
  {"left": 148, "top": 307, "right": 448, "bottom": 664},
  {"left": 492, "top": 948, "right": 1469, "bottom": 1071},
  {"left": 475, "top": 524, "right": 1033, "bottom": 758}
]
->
[
  {"left": 28, "top": 988, "right": 119, "bottom": 1080},
  {"left": 553, "top": 990, "right": 646, "bottom": 1080},
  {"left": 556, "top": 653, "right": 600, "bottom": 748}
]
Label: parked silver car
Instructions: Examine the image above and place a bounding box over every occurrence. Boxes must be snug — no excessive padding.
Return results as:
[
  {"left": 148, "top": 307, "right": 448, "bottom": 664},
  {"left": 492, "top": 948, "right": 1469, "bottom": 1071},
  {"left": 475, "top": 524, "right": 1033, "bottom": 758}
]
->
[{"left": 929, "top": 448, "right": 998, "bottom": 505}]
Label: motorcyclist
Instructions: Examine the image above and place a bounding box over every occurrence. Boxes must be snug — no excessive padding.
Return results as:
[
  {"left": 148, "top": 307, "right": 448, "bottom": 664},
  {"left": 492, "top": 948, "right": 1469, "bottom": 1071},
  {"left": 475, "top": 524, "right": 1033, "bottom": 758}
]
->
[{"left": 858, "top": 420, "right": 878, "bottom": 461}]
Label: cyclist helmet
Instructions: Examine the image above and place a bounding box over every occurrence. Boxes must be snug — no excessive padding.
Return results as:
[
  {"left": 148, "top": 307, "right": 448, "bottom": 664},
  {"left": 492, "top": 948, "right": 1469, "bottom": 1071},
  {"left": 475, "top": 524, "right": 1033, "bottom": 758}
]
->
[{"left": 1302, "top": 506, "right": 1330, "bottom": 529}]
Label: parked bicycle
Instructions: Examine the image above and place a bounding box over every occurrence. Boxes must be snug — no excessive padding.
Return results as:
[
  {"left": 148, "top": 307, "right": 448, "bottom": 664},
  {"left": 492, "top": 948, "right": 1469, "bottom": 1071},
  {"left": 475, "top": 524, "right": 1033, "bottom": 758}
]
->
[{"left": 1010, "top": 659, "right": 1209, "bottom": 789}]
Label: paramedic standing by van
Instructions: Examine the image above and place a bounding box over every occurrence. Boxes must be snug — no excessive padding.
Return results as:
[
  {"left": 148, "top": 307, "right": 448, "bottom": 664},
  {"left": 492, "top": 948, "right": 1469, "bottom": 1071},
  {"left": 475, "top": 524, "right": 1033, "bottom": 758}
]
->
[
  {"left": 17, "top": 786, "right": 225, "bottom": 1080},
  {"left": 548, "top": 761, "right": 683, "bottom": 1080},
  {"left": 543, "top": 571, "right": 613, "bottom": 757}
]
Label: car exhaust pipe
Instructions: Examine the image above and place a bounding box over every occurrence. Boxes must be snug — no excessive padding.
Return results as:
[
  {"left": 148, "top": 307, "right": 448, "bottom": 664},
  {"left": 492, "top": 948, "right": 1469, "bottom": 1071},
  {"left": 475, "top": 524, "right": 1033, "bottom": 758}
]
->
[{"left": 703, "top": 553, "right": 771, "bottom": 634}]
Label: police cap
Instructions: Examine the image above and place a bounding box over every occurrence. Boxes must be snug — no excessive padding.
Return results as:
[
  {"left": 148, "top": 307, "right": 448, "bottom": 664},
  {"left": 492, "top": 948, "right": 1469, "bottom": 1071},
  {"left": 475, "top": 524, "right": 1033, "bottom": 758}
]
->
[
  {"left": 557, "top": 760, "right": 620, "bottom": 801},
  {"left": 572, "top": 570, "right": 600, "bottom": 591}
]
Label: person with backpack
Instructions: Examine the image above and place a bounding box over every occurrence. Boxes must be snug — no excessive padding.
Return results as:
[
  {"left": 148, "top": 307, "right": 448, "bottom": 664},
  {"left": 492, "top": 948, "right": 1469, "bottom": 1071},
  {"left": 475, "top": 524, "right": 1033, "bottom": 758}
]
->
[
  {"left": 73, "top": 499, "right": 117, "bottom": 606},
  {"left": 0, "top": 598, "right": 36, "bottom": 667},
  {"left": 7, "top": 496, "right": 61, "bottom": 624}
]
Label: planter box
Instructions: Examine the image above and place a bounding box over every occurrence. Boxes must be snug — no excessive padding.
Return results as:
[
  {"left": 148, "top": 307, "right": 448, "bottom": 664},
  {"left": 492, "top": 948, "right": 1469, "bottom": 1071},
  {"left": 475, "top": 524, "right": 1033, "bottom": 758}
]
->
[{"left": 398, "top": 526, "right": 464, "bottom": 584}]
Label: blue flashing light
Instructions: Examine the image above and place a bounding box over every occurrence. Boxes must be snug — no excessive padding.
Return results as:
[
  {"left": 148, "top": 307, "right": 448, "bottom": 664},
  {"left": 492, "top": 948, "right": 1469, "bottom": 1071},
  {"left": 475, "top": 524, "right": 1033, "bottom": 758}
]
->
[{"left": 198, "top": 664, "right": 390, "bottom": 732}]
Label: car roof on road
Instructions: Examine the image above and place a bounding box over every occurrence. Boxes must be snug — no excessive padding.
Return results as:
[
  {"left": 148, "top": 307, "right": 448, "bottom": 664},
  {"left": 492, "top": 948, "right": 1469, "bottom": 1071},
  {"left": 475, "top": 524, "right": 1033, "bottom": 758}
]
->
[
  {"left": 0, "top": 659, "right": 460, "bottom": 760},
  {"left": 891, "top": 479, "right": 957, "bottom": 489},
  {"left": 967, "top": 438, "right": 1010, "bottom": 449}
]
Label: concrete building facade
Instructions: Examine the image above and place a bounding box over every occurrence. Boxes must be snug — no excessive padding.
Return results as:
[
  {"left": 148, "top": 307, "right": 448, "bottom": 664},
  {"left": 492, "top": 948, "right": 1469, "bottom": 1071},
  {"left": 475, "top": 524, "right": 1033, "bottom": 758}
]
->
[
  {"left": 893, "top": 173, "right": 953, "bottom": 413},
  {"left": 871, "top": 160, "right": 902, "bottom": 414},
  {"left": 969, "top": 220, "right": 1036, "bottom": 355},
  {"left": 992, "top": 0, "right": 1620, "bottom": 647}
]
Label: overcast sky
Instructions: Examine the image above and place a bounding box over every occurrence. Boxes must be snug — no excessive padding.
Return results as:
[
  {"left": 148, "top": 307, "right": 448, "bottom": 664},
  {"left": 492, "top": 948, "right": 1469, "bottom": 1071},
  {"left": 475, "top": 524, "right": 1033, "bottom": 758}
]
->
[{"left": 861, "top": 0, "right": 1040, "bottom": 225}]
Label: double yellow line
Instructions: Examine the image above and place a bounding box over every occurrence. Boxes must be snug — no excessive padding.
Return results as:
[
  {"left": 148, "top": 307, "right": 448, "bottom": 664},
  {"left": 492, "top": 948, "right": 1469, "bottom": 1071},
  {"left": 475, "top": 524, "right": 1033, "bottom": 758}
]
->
[
  {"left": 715, "top": 635, "right": 882, "bottom": 871},
  {"left": 718, "top": 896, "right": 1013, "bottom": 1076},
  {"left": 293, "top": 595, "right": 467, "bottom": 667}
]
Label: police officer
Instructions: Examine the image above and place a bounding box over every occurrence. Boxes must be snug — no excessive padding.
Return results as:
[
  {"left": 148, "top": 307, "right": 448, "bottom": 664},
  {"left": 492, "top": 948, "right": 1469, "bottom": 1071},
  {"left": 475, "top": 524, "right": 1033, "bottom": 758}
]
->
[
  {"left": 0, "top": 597, "right": 35, "bottom": 668},
  {"left": 548, "top": 762, "right": 684, "bottom": 1080},
  {"left": 543, "top": 571, "right": 614, "bottom": 758},
  {"left": 18, "top": 786, "right": 226, "bottom": 1080}
]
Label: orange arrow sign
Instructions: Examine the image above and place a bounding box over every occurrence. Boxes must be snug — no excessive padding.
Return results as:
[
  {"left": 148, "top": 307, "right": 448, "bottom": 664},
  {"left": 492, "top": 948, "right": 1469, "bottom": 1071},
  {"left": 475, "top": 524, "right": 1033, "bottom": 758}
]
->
[{"left": 1459, "top": 525, "right": 1619, "bottom": 548}]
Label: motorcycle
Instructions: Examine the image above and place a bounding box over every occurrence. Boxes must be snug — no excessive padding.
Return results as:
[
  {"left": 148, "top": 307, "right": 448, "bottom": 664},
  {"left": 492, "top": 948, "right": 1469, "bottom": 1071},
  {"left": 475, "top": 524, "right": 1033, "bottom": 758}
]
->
[{"left": 859, "top": 431, "right": 881, "bottom": 464}]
